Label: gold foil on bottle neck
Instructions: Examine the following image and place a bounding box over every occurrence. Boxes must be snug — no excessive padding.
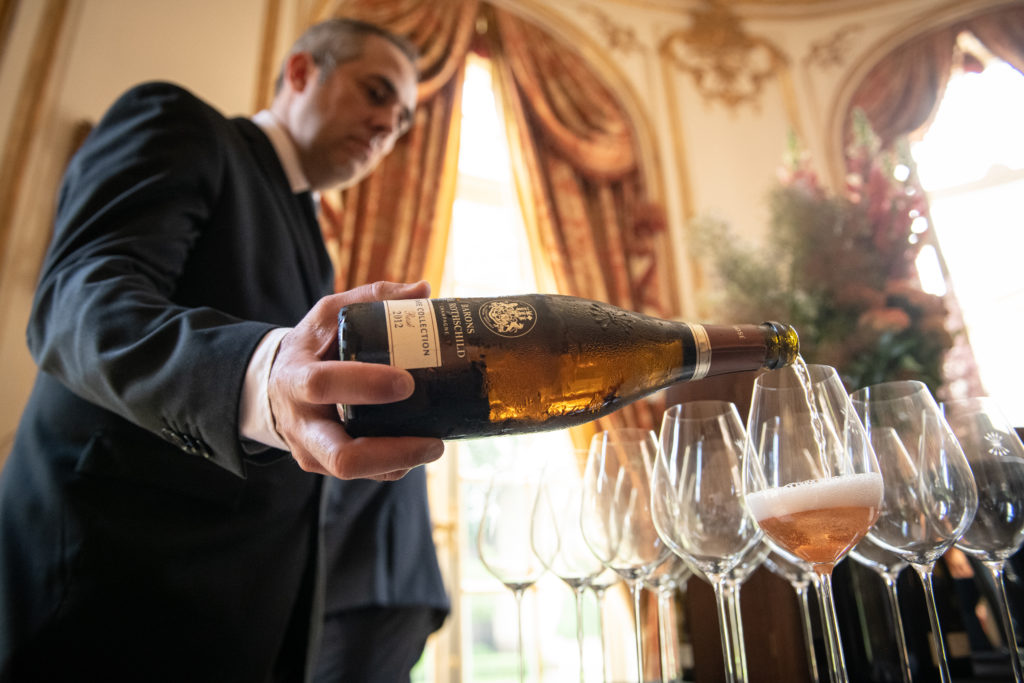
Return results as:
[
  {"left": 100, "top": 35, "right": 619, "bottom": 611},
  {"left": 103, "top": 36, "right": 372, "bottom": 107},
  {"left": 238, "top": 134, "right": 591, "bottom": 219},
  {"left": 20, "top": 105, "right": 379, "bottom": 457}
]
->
[{"left": 690, "top": 323, "right": 711, "bottom": 380}]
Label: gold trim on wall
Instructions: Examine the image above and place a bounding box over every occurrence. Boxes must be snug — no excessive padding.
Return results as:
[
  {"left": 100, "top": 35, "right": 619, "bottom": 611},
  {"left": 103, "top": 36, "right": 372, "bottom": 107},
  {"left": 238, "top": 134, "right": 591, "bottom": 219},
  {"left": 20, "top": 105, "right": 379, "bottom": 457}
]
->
[
  {"left": 577, "top": 4, "right": 645, "bottom": 54},
  {"left": 0, "top": 0, "right": 70, "bottom": 283},
  {"left": 597, "top": 0, "right": 916, "bottom": 21},
  {"left": 660, "top": 2, "right": 790, "bottom": 110}
]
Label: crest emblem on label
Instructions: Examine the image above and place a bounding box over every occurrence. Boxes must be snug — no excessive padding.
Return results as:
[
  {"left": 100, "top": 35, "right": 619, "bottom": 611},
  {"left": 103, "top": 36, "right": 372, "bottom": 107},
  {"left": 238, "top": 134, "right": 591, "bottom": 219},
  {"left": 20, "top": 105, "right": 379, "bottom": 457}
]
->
[{"left": 479, "top": 300, "right": 537, "bottom": 338}]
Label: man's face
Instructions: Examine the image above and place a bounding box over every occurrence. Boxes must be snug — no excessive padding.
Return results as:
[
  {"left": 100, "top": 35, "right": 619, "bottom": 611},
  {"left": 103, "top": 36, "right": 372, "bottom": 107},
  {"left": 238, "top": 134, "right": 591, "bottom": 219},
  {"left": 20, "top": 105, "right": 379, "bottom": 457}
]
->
[{"left": 286, "top": 35, "right": 417, "bottom": 190}]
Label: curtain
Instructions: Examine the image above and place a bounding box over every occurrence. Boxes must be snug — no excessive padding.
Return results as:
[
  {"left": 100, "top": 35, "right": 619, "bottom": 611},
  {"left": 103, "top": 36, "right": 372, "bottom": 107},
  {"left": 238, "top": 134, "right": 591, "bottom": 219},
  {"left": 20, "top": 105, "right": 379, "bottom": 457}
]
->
[
  {"left": 845, "top": 3, "right": 1024, "bottom": 400},
  {"left": 317, "top": 0, "right": 478, "bottom": 291},
  {"left": 847, "top": 26, "right": 958, "bottom": 150},
  {"left": 968, "top": 5, "right": 1024, "bottom": 73},
  {"left": 488, "top": 6, "right": 672, "bottom": 434},
  {"left": 848, "top": 4, "right": 1024, "bottom": 149}
]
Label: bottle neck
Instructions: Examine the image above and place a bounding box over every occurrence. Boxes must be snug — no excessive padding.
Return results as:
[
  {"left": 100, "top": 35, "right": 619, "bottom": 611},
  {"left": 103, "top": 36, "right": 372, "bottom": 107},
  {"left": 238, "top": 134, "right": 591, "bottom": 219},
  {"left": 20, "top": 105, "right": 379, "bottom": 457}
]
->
[{"left": 691, "top": 323, "right": 791, "bottom": 378}]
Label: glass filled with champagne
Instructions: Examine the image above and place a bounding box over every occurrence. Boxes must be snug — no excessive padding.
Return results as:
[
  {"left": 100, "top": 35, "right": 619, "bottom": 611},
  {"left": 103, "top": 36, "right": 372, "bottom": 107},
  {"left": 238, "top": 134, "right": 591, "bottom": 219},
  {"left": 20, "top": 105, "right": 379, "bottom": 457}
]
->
[{"left": 743, "top": 362, "right": 882, "bottom": 683}]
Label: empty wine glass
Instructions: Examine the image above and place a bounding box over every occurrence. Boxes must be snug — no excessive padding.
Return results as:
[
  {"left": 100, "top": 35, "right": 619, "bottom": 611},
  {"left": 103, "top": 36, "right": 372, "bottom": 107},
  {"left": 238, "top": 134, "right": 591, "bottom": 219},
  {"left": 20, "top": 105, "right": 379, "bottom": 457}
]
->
[
  {"left": 851, "top": 379, "right": 978, "bottom": 683},
  {"left": 763, "top": 549, "right": 821, "bottom": 683},
  {"left": 531, "top": 447, "right": 605, "bottom": 683},
  {"left": 582, "top": 427, "right": 668, "bottom": 683},
  {"left": 745, "top": 363, "right": 883, "bottom": 683},
  {"left": 478, "top": 460, "right": 548, "bottom": 683},
  {"left": 644, "top": 552, "right": 692, "bottom": 683},
  {"left": 849, "top": 535, "right": 913, "bottom": 683},
  {"left": 722, "top": 540, "right": 771, "bottom": 681},
  {"left": 652, "top": 400, "right": 762, "bottom": 683},
  {"left": 587, "top": 567, "right": 621, "bottom": 683},
  {"left": 943, "top": 396, "right": 1024, "bottom": 681}
]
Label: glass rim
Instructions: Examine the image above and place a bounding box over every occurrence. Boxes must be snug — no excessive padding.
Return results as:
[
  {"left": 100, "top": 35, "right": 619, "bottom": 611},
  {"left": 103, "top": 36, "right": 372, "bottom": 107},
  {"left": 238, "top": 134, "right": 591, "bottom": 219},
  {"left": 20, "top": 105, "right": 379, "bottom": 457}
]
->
[
  {"left": 663, "top": 399, "right": 740, "bottom": 421},
  {"left": 849, "top": 379, "right": 930, "bottom": 404},
  {"left": 751, "top": 363, "right": 839, "bottom": 391}
]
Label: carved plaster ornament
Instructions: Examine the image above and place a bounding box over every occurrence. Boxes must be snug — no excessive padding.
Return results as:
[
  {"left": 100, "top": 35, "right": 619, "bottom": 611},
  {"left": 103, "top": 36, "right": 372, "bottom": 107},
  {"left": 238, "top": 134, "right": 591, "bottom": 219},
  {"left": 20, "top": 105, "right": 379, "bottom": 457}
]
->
[{"left": 660, "top": 1, "right": 788, "bottom": 109}]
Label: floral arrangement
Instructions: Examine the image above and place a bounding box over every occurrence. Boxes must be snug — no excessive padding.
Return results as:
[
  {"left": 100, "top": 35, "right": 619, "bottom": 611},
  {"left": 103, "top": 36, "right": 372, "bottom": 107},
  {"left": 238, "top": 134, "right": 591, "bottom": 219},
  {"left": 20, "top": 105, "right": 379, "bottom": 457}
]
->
[{"left": 695, "top": 112, "right": 955, "bottom": 394}]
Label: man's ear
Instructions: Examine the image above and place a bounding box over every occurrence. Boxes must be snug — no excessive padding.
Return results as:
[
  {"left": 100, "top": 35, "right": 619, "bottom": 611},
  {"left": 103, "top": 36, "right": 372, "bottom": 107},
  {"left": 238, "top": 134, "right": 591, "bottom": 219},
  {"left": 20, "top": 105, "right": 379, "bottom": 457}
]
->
[{"left": 283, "top": 52, "right": 317, "bottom": 93}]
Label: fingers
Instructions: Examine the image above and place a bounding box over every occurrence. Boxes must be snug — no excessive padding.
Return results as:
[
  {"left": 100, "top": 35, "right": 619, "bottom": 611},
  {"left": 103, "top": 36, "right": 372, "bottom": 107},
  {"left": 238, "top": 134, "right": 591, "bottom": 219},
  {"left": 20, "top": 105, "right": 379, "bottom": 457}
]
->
[
  {"left": 268, "top": 280, "right": 442, "bottom": 482},
  {"left": 288, "top": 360, "right": 414, "bottom": 407},
  {"left": 287, "top": 412, "right": 444, "bottom": 480},
  {"left": 290, "top": 280, "right": 433, "bottom": 357},
  {"left": 330, "top": 280, "right": 431, "bottom": 309}
]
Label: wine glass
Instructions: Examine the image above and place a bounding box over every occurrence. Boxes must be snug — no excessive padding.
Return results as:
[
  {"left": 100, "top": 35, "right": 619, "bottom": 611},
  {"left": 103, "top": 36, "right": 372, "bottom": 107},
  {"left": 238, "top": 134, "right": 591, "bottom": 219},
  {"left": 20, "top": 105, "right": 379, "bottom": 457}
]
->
[
  {"left": 745, "top": 363, "right": 883, "bottom": 683},
  {"left": 586, "top": 567, "right": 621, "bottom": 683},
  {"left": 851, "top": 379, "right": 978, "bottom": 683},
  {"left": 478, "top": 460, "right": 548, "bottom": 683},
  {"left": 644, "top": 552, "right": 692, "bottom": 683},
  {"left": 722, "top": 540, "right": 771, "bottom": 681},
  {"left": 531, "top": 447, "right": 605, "bottom": 683},
  {"left": 651, "top": 400, "right": 762, "bottom": 683},
  {"left": 581, "top": 427, "right": 668, "bottom": 683},
  {"left": 943, "top": 396, "right": 1024, "bottom": 681},
  {"left": 849, "top": 535, "right": 913, "bottom": 683},
  {"left": 763, "top": 549, "right": 822, "bottom": 683}
]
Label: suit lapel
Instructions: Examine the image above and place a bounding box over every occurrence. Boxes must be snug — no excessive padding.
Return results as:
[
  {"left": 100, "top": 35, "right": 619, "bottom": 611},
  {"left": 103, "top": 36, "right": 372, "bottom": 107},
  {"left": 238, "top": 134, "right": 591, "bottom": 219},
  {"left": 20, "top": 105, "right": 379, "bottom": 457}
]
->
[{"left": 235, "top": 119, "right": 334, "bottom": 302}]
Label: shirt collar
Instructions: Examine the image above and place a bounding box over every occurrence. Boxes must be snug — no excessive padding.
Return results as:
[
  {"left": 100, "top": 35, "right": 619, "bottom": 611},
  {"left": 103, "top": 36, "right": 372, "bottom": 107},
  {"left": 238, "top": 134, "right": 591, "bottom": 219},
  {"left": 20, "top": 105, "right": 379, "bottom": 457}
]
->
[{"left": 251, "top": 109, "right": 310, "bottom": 193}]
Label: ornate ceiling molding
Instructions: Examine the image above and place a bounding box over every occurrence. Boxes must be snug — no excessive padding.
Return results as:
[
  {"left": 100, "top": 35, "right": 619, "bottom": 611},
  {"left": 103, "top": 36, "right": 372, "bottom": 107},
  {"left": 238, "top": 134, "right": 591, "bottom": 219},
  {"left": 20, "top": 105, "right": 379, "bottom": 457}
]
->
[
  {"left": 659, "top": 2, "right": 789, "bottom": 109},
  {"left": 577, "top": 4, "right": 645, "bottom": 54},
  {"left": 802, "top": 23, "right": 862, "bottom": 70}
]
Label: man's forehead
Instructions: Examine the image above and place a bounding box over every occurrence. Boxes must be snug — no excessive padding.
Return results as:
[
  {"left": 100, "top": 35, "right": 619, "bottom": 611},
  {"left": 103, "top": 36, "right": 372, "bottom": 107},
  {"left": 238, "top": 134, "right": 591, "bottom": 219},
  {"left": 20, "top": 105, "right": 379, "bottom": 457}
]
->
[{"left": 360, "top": 35, "right": 417, "bottom": 100}]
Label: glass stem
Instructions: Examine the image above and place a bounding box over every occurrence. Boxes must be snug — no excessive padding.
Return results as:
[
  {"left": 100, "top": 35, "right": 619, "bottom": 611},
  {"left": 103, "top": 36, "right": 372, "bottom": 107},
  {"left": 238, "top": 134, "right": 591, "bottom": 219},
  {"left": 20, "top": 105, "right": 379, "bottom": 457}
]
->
[
  {"left": 630, "top": 580, "right": 645, "bottom": 683},
  {"left": 982, "top": 560, "right": 1024, "bottom": 682},
  {"left": 813, "top": 567, "right": 849, "bottom": 683},
  {"left": 881, "top": 573, "right": 914, "bottom": 683},
  {"left": 726, "top": 582, "right": 749, "bottom": 682},
  {"left": 513, "top": 587, "right": 527, "bottom": 683},
  {"left": 713, "top": 579, "right": 738, "bottom": 683},
  {"left": 911, "top": 562, "right": 952, "bottom": 683},
  {"left": 795, "top": 583, "right": 821, "bottom": 683},
  {"left": 574, "top": 586, "right": 587, "bottom": 683},
  {"left": 593, "top": 587, "right": 609, "bottom": 683},
  {"left": 657, "top": 587, "right": 677, "bottom": 682}
]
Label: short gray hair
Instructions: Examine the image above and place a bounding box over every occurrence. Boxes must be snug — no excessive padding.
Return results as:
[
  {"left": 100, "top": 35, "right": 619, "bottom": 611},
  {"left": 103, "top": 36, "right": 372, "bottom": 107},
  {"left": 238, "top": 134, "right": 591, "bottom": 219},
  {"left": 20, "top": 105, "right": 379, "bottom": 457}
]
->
[{"left": 274, "top": 18, "right": 418, "bottom": 94}]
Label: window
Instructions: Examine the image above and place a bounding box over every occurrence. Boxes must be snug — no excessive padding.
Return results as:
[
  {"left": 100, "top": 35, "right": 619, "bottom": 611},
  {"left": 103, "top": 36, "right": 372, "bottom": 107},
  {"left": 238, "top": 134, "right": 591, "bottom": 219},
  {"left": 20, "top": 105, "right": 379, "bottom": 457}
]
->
[
  {"left": 910, "top": 51, "right": 1024, "bottom": 426},
  {"left": 414, "top": 54, "right": 626, "bottom": 683}
]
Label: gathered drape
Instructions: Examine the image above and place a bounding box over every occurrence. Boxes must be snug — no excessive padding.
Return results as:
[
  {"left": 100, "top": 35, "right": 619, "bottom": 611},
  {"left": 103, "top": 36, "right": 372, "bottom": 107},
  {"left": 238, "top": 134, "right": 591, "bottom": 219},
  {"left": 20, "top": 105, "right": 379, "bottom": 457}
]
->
[
  {"left": 969, "top": 6, "right": 1024, "bottom": 72},
  {"left": 489, "top": 7, "right": 672, "bottom": 433},
  {"left": 318, "top": 0, "right": 478, "bottom": 291},
  {"left": 848, "top": 4, "right": 1024, "bottom": 148}
]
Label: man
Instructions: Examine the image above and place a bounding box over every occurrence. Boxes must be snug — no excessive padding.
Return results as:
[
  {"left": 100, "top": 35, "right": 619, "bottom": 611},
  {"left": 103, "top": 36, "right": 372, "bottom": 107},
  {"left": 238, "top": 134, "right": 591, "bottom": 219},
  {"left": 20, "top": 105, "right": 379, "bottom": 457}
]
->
[{"left": 0, "top": 18, "right": 447, "bottom": 682}]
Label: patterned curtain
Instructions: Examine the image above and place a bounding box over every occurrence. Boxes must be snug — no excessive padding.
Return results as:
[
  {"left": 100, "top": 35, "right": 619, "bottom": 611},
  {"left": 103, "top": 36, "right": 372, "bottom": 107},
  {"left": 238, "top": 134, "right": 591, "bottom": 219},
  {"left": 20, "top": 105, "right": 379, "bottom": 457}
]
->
[
  {"left": 316, "top": 0, "right": 479, "bottom": 291},
  {"left": 848, "top": 4, "right": 1024, "bottom": 148},
  {"left": 488, "top": 6, "right": 672, "bottom": 434}
]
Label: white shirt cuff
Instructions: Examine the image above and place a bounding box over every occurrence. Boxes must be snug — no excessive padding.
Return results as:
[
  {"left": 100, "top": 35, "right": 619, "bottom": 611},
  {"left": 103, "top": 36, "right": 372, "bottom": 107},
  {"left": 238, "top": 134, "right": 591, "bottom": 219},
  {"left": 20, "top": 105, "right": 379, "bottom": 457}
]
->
[{"left": 240, "top": 327, "right": 292, "bottom": 451}]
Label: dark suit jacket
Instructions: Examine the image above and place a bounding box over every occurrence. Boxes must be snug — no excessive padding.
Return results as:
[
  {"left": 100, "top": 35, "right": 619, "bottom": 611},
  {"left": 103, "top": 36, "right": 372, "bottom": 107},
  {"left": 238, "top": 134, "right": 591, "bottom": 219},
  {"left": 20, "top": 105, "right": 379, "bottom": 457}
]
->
[{"left": 0, "top": 82, "right": 446, "bottom": 682}]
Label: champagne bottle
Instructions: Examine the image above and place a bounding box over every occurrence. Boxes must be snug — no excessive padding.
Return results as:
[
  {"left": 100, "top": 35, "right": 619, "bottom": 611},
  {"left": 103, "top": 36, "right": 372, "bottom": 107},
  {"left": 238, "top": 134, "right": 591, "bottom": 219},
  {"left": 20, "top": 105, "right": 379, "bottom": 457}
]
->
[{"left": 337, "top": 294, "right": 799, "bottom": 439}]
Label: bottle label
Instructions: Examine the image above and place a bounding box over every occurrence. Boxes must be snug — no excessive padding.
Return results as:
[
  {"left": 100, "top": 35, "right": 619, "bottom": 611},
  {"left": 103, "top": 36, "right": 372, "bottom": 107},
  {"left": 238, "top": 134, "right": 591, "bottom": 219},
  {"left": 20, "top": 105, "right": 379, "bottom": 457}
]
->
[
  {"left": 383, "top": 299, "right": 441, "bottom": 369},
  {"left": 690, "top": 323, "right": 711, "bottom": 380}
]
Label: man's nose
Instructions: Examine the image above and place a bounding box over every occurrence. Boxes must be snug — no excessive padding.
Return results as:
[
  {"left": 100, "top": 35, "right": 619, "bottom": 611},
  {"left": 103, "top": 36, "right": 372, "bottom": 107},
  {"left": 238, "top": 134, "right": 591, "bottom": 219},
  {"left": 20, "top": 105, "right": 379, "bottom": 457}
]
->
[{"left": 370, "top": 104, "right": 404, "bottom": 136}]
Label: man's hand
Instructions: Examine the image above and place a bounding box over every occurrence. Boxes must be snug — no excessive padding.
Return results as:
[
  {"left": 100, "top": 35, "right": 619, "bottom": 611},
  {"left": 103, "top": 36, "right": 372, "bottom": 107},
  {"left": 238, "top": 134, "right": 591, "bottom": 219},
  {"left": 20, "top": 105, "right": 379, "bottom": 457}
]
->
[{"left": 269, "top": 280, "right": 444, "bottom": 481}]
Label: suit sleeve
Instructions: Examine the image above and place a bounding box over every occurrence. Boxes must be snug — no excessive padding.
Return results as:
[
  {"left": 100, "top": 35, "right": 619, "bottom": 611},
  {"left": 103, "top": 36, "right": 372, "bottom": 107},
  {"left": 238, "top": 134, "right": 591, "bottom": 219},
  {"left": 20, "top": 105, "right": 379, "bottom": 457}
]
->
[{"left": 27, "top": 82, "right": 275, "bottom": 477}]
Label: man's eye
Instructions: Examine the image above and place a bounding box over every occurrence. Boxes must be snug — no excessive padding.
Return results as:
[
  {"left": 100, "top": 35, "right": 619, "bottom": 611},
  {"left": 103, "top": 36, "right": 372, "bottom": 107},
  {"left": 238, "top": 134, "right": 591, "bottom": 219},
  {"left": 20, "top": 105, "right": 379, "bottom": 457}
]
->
[{"left": 367, "top": 85, "right": 388, "bottom": 105}]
